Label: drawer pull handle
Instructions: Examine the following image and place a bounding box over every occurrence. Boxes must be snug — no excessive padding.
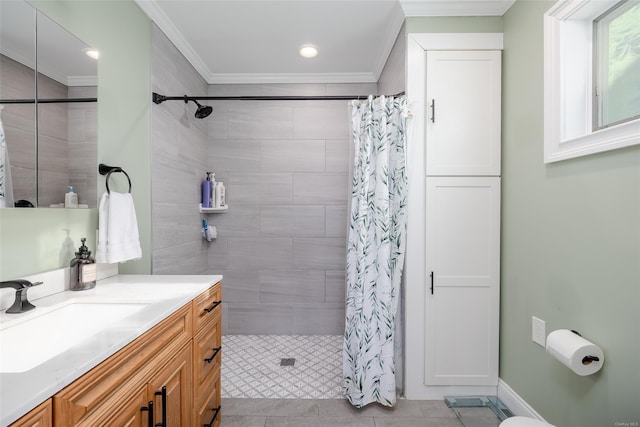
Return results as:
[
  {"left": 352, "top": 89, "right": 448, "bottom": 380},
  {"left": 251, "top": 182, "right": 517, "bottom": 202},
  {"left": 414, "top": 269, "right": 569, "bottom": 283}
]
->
[
  {"left": 154, "top": 386, "right": 167, "bottom": 427},
  {"left": 141, "top": 401, "right": 154, "bottom": 427},
  {"left": 204, "top": 405, "right": 221, "bottom": 427},
  {"left": 203, "top": 301, "right": 221, "bottom": 313},
  {"left": 204, "top": 346, "right": 222, "bottom": 364}
]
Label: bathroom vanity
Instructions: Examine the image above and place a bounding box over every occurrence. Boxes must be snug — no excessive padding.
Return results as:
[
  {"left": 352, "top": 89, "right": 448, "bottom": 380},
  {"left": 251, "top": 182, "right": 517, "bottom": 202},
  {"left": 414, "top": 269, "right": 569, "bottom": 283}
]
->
[{"left": 0, "top": 275, "right": 222, "bottom": 427}]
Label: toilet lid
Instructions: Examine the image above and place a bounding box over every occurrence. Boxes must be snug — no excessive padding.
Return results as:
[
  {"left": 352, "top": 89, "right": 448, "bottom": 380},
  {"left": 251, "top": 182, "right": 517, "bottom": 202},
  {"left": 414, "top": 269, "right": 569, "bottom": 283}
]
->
[{"left": 500, "top": 416, "right": 555, "bottom": 427}]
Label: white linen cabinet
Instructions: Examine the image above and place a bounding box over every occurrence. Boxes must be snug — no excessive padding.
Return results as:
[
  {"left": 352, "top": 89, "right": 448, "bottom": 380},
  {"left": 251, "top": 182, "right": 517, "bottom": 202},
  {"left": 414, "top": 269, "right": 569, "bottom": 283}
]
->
[{"left": 424, "top": 50, "right": 501, "bottom": 386}]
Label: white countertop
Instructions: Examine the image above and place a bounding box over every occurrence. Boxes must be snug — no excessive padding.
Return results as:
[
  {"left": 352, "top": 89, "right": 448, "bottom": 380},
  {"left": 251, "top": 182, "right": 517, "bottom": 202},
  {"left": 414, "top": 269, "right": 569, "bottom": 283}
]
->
[{"left": 0, "top": 274, "right": 222, "bottom": 427}]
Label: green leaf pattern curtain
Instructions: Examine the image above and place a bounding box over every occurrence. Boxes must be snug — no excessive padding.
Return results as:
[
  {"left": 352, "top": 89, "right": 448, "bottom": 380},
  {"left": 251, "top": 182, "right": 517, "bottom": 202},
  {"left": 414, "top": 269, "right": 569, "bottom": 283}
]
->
[{"left": 343, "top": 95, "right": 409, "bottom": 408}]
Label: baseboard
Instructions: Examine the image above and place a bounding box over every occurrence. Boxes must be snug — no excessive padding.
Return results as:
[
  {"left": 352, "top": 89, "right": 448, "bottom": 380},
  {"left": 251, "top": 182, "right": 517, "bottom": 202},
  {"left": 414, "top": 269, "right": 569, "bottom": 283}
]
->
[{"left": 497, "top": 379, "right": 547, "bottom": 421}]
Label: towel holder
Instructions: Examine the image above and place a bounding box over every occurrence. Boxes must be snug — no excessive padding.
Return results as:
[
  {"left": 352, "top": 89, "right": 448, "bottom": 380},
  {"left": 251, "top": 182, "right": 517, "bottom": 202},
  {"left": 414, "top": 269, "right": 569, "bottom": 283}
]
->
[{"left": 98, "top": 163, "right": 132, "bottom": 194}]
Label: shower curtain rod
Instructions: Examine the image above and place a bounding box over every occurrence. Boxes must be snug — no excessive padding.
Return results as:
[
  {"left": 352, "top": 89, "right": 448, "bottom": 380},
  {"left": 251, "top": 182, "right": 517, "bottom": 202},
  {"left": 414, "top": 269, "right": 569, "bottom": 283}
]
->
[
  {"left": 0, "top": 97, "right": 97, "bottom": 105},
  {"left": 152, "top": 91, "right": 405, "bottom": 103}
]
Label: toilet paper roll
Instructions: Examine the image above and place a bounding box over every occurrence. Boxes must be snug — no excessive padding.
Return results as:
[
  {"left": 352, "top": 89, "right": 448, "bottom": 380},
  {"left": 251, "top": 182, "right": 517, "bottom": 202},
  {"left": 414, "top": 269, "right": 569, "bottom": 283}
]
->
[{"left": 546, "top": 329, "right": 604, "bottom": 376}]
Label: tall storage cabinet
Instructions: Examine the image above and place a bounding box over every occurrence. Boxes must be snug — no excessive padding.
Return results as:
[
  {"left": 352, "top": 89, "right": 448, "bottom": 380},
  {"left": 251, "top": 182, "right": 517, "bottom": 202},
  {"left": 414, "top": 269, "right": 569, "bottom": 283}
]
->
[{"left": 424, "top": 50, "right": 501, "bottom": 386}]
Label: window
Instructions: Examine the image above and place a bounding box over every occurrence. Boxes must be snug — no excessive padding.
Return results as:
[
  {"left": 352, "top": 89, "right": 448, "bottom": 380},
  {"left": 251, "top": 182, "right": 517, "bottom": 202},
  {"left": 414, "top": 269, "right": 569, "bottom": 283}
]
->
[
  {"left": 593, "top": 1, "right": 640, "bottom": 130},
  {"left": 544, "top": 0, "right": 640, "bottom": 163}
]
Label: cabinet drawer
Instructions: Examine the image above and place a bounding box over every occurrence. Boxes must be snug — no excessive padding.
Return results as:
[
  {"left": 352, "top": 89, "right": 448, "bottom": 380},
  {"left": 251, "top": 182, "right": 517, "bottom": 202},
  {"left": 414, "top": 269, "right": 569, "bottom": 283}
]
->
[
  {"left": 53, "top": 304, "right": 193, "bottom": 426},
  {"left": 192, "top": 281, "right": 222, "bottom": 333},
  {"left": 10, "top": 399, "right": 51, "bottom": 427},
  {"left": 195, "top": 371, "right": 221, "bottom": 427},
  {"left": 193, "top": 318, "right": 222, "bottom": 398}
]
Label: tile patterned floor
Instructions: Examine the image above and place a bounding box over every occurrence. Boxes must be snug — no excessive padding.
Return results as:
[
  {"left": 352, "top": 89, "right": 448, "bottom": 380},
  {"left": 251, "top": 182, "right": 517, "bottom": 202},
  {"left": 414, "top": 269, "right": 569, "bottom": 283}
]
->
[{"left": 222, "top": 335, "right": 343, "bottom": 399}]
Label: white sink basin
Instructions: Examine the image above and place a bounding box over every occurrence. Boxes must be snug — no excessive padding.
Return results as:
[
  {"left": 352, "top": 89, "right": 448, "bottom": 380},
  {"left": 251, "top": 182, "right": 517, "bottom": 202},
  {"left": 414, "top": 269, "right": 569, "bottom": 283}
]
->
[{"left": 0, "top": 301, "right": 149, "bottom": 373}]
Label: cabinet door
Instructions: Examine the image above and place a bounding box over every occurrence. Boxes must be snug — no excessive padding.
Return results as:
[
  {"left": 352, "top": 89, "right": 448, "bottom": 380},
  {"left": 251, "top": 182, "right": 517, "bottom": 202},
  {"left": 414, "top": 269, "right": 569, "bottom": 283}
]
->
[
  {"left": 426, "top": 51, "right": 501, "bottom": 176},
  {"left": 10, "top": 399, "right": 52, "bottom": 427},
  {"left": 424, "top": 177, "right": 500, "bottom": 386},
  {"left": 73, "top": 385, "right": 149, "bottom": 427},
  {"left": 148, "top": 342, "right": 193, "bottom": 427}
]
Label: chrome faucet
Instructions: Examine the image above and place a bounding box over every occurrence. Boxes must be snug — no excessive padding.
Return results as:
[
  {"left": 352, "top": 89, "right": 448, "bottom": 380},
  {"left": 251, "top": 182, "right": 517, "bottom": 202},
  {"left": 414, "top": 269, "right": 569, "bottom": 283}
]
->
[{"left": 0, "top": 280, "right": 43, "bottom": 313}]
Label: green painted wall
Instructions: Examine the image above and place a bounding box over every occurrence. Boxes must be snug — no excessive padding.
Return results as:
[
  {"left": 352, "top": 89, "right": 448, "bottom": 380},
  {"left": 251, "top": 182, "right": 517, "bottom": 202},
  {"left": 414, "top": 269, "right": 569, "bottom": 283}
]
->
[
  {"left": 406, "top": 16, "right": 503, "bottom": 33},
  {"left": 0, "top": 1, "right": 151, "bottom": 279},
  {"left": 501, "top": 2, "right": 640, "bottom": 426}
]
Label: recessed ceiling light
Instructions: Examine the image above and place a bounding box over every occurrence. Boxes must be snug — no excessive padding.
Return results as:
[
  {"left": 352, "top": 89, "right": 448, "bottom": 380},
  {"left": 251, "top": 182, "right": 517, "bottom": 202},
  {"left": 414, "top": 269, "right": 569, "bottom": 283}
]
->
[
  {"left": 299, "top": 45, "right": 318, "bottom": 59},
  {"left": 83, "top": 48, "right": 99, "bottom": 60}
]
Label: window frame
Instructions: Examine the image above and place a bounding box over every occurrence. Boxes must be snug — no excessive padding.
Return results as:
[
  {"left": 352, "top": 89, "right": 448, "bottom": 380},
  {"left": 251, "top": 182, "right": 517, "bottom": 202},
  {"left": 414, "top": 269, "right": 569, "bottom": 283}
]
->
[{"left": 544, "top": 0, "right": 640, "bottom": 163}]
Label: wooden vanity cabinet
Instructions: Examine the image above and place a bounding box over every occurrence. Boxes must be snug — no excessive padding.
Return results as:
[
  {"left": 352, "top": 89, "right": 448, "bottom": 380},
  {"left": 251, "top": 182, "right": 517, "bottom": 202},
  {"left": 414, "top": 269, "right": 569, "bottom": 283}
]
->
[
  {"left": 192, "top": 281, "right": 222, "bottom": 427},
  {"left": 47, "top": 280, "right": 223, "bottom": 427},
  {"left": 10, "top": 399, "right": 52, "bottom": 427}
]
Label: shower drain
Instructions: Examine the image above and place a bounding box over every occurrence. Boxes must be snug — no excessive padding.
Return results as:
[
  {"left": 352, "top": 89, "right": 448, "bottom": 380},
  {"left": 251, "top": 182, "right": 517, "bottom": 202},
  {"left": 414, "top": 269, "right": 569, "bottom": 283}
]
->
[{"left": 280, "top": 358, "right": 295, "bottom": 366}]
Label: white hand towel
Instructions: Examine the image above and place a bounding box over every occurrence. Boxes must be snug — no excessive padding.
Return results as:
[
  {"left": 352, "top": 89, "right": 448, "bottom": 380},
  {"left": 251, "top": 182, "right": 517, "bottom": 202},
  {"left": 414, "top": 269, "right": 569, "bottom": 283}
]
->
[{"left": 95, "top": 191, "right": 142, "bottom": 264}]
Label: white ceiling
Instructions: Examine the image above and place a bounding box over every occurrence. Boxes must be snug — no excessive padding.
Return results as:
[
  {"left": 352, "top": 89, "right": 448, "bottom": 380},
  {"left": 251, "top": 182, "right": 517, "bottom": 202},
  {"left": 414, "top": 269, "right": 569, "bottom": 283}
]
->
[{"left": 135, "top": 0, "right": 516, "bottom": 85}]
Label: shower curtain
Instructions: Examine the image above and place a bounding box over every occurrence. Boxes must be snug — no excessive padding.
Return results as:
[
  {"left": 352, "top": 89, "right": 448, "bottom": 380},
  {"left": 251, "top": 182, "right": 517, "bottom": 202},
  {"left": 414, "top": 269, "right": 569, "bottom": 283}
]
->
[{"left": 343, "top": 95, "right": 409, "bottom": 408}]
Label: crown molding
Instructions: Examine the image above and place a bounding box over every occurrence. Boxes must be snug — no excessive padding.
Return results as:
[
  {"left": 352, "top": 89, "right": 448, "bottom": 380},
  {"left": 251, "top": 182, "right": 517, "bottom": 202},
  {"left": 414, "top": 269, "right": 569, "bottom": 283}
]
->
[
  {"left": 206, "top": 72, "right": 377, "bottom": 85},
  {"left": 134, "top": 0, "right": 211, "bottom": 82},
  {"left": 371, "top": 4, "right": 407, "bottom": 81},
  {"left": 400, "top": 0, "right": 516, "bottom": 16}
]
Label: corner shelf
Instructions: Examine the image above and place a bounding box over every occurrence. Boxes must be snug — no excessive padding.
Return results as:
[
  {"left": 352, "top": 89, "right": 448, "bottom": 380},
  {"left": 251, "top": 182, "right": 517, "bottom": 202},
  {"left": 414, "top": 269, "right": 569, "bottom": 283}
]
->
[{"left": 199, "top": 204, "right": 229, "bottom": 213}]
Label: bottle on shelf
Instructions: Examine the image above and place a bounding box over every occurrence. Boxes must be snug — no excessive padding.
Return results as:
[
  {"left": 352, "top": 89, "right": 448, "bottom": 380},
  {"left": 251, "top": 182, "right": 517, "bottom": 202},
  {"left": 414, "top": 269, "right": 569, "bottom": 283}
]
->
[{"left": 65, "top": 186, "right": 78, "bottom": 208}]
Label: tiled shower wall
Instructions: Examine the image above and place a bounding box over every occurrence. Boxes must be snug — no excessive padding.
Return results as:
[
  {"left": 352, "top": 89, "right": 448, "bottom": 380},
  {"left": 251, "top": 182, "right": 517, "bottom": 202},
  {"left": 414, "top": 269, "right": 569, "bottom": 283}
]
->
[
  {"left": 150, "top": 25, "right": 209, "bottom": 274},
  {"left": 205, "top": 83, "right": 377, "bottom": 335}
]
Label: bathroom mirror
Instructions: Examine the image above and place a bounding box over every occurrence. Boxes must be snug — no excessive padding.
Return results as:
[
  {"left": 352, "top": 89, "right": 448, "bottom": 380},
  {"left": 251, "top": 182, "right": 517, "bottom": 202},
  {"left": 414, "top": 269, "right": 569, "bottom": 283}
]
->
[{"left": 0, "top": 0, "right": 98, "bottom": 209}]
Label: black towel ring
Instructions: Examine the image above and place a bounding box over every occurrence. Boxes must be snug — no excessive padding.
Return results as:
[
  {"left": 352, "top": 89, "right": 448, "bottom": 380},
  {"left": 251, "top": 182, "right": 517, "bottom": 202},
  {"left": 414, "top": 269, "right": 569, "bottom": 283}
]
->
[{"left": 98, "top": 163, "right": 132, "bottom": 194}]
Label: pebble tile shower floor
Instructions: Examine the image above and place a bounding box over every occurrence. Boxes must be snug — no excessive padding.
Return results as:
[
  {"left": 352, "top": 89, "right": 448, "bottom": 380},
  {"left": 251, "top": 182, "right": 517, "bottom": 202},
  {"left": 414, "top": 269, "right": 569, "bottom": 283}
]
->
[{"left": 222, "top": 335, "right": 343, "bottom": 399}]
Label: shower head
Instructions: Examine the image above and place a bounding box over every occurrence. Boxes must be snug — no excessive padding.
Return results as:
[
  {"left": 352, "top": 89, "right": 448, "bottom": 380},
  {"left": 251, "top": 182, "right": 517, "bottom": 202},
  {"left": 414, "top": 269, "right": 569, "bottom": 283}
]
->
[
  {"left": 183, "top": 96, "right": 212, "bottom": 119},
  {"left": 192, "top": 100, "right": 213, "bottom": 119},
  {"left": 151, "top": 93, "right": 212, "bottom": 119}
]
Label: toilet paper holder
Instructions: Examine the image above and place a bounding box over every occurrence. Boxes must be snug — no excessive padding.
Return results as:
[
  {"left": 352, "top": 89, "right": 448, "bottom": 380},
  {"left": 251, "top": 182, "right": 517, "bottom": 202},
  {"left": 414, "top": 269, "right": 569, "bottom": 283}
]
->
[{"left": 570, "top": 330, "right": 601, "bottom": 365}]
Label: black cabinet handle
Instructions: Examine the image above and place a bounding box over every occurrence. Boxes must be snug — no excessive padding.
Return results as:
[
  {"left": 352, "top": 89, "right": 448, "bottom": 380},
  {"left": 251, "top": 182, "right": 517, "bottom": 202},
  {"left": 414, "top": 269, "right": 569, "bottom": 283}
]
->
[
  {"left": 154, "top": 386, "right": 167, "bottom": 427},
  {"left": 141, "top": 401, "right": 154, "bottom": 427},
  {"left": 203, "top": 301, "right": 221, "bottom": 313},
  {"left": 430, "top": 271, "right": 434, "bottom": 295},
  {"left": 204, "top": 406, "right": 221, "bottom": 427},
  {"left": 204, "top": 346, "right": 222, "bottom": 364},
  {"left": 430, "top": 99, "right": 436, "bottom": 123}
]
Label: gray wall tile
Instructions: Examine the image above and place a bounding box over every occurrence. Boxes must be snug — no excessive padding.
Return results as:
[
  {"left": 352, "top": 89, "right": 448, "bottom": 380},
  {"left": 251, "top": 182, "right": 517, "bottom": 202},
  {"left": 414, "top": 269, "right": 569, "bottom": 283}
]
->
[
  {"left": 225, "top": 303, "right": 293, "bottom": 335},
  {"left": 292, "top": 304, "right": 345, "bottom": 335},
  {"left": 259, "top": 270, "right": 325, "bottom": 303},
  {"left": 325, "top": 205, "right": 348, "bottom": 238},
  {"left": 293, "top": 173, "right": 348, "bottom": 205},
  {"left": 325, "top": 270, "right": 346, "bottom": 303},
  {"left": 261, "top": 140, "right": 325, "bottom": 173},
  {"left": 261, "top": 205, "right": 325, "bottom": 237},
  {"left": 325, "top": 140, "right": 350, "bottom": 173},
  {"left": 293, "top": 238, "right": 346, "bottom": 270},
  {"left": 210, "top": 139, "right": 260, "bottom": 173},
  {"left": 228, "top": 238, "right": 293, "bottom": 270},
  {"left": 216, "top": 270, "right": 260, "bottom": 303},
  {"left": 226, "top": 173, "right": 292, "bottom": 205}
]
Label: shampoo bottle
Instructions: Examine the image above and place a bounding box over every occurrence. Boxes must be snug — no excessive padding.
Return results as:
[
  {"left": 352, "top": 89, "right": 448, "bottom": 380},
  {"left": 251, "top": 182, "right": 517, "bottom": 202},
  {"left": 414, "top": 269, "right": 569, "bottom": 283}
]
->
[
  {"left": 202, "top": 172, "right": 212, "bottom": 208},
  {"left": 218, "top": 182, "right": 226, "bottom": 207},
  {"left": 65, "top": 186, "right": 78, "bottom": 208},
  {"left": 70, "top": 238, "right": 97, "bottom": 291}
]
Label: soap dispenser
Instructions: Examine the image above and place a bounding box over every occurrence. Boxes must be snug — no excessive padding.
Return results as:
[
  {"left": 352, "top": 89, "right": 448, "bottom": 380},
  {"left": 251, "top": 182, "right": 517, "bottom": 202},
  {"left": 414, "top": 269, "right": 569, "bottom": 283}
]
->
[
  {"left": 65, "top": 186, "right": 78, "bottom": 208},
  {"left": 70, "top": 238, "right": 97, "bottom": 291}
]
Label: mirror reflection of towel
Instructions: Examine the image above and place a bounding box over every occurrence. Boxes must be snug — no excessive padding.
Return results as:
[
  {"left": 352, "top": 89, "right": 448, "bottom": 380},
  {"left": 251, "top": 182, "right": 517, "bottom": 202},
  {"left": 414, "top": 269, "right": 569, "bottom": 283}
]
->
[{"left": 95, "top": 192, "right": 142, "bottom": 264}]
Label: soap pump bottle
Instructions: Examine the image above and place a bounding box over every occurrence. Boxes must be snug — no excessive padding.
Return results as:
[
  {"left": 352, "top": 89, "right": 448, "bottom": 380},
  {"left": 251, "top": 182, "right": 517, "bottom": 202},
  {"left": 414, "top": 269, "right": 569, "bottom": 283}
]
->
[
  {"left": 65, "top": 186, "right": 78, "bottom": 208},
  {"left": 70, "top": 238, "right": 97, "bottom": 291}
]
